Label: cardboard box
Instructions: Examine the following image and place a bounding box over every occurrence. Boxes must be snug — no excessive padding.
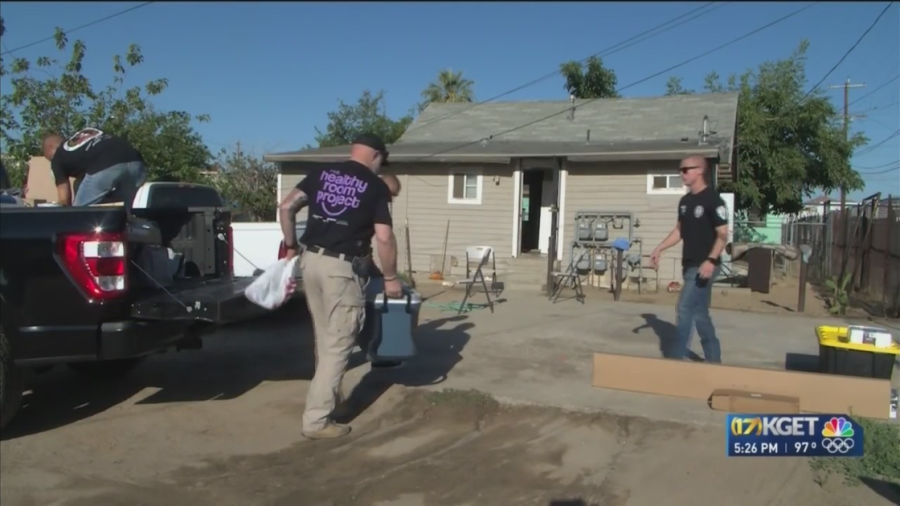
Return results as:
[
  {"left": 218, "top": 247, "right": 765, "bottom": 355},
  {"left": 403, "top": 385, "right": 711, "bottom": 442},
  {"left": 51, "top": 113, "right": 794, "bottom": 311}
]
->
[
  {"left": 24, "top": 156, "right": 76, "bottom": 203},
  {"left": 709, "top": 389, "right": 799, "bottom": 414},
  {"left": 592, "top": 353, "right": 892, "bottom": 419}
]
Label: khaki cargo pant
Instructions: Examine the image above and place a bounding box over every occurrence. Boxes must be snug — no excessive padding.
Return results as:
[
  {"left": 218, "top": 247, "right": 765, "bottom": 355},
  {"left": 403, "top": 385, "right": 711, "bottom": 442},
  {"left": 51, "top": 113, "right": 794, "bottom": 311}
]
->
[{"left": 301, "top": 249, "right": 366, "bottom": 432}]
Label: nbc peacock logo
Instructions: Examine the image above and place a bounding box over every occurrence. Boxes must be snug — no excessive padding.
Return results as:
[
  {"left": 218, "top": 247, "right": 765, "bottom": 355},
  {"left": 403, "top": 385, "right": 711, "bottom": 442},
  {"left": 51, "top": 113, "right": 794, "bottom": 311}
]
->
[{"left": 821, "top": 417, "right": 856, "bottom": 454}]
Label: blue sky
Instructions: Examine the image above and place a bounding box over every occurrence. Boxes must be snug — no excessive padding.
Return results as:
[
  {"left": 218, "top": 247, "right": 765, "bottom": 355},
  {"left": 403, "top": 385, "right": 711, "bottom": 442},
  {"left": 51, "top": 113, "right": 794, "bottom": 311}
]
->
[{"left": 1, "top": 1, "right": 897, "bottom": 199}]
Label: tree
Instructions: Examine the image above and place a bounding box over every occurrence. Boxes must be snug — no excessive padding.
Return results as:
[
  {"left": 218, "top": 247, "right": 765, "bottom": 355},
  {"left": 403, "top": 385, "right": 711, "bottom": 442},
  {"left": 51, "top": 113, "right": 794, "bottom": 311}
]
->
[
  {"left": 420, "top": 68, "right": 475, "bottom": 110},
  {"left": 664, "top": 76, "right": 694, "bottom": 96},
  {"left": 312, "top": 90, "right": 413, "bottom": 148},
  {"left": 559, "top": 56, "right": 620, "bottom": 99},
  {"left": 212, "top": 146, "right": 278, "bottom": 222},
  {"left": 668, "top": 40, "right": 866, "bottom": 216},
  {"left": 0, "top": 19, "right": 212, "bottom": 183}
]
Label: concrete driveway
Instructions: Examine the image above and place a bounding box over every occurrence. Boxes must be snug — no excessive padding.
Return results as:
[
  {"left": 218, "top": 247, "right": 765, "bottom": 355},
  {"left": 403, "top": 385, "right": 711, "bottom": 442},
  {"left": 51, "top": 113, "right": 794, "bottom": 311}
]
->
[{"left": 0, "top": 291, "right": 896, "bottom": 506}]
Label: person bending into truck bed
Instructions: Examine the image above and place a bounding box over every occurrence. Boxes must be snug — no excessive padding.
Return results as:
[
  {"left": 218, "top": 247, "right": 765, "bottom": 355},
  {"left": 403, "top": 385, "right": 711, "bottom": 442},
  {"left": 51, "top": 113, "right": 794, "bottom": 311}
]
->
[
  {"left": 278, "top": 132, "right": 402, "bottom": 440},
  {"left": 42, "top": 129, "right": 147, "bottom": 207}
]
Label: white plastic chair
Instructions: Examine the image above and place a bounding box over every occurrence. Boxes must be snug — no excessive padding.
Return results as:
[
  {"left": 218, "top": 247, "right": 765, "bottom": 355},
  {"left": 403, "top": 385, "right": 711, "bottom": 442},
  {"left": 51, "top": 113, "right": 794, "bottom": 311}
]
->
[{"left": 457, "top": 245, "right": 495, "bottom": 314}]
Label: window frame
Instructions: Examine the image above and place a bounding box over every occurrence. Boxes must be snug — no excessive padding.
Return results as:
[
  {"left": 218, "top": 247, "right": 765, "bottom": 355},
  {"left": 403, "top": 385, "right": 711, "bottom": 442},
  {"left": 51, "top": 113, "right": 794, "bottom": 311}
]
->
[
  {"left": 447, "top": 170, "right": 483, "bottom": 205},
  {"left": 646, "top": 172, "right": 686, "bottom": 195}
]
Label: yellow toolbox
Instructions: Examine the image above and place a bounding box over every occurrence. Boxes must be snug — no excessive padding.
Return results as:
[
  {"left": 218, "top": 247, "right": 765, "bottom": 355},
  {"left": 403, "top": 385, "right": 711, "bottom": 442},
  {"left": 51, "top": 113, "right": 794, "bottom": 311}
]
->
[{"left": 816, "top": 325, "right": 899, "bottom": 380}]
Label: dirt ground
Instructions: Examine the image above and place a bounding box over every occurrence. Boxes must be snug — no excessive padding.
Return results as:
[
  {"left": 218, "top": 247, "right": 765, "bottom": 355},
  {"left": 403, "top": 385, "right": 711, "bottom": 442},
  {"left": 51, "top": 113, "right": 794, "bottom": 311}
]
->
[
  {"left": 2, "top": 301, "right": 897, "bottom": 506},
  {"left": 619, "top": 277, "right": 834, "bottom": 317}
]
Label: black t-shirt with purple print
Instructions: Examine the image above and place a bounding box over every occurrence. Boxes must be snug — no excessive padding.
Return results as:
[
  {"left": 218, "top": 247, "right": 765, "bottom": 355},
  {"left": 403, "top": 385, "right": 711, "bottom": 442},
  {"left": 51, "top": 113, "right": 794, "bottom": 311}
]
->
[{"left": 296, "top": 160, "right": 393, "bottom": 257}]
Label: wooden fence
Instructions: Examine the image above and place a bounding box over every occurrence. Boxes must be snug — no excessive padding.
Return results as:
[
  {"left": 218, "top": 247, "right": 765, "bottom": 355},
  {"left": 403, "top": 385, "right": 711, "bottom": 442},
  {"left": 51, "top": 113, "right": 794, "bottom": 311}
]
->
[{"left": 794, "top": 195, "right": 900, "bottom": 315}]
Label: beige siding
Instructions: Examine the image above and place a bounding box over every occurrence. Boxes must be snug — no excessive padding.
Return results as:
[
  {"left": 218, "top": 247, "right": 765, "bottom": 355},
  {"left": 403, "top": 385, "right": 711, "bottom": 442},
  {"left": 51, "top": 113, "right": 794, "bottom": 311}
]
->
[
  {"left": 389, "top": 163, "right": 514, "bottom": 276},
  {"left": 563, "top": 161, "right": 685, "bottom": 288},
  {"left": 278, "top": 162, "right": 515, "bottom": 277}
]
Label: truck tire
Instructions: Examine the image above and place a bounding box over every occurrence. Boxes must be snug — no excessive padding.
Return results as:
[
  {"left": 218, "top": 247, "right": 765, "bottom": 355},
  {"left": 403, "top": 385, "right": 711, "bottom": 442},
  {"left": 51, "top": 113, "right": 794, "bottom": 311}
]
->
[
  {"left": 0, "top": 325, "right": 23, "bottom": 430},
  {"left": 67, "top": 357, "right": 146, "bottom": 380}
]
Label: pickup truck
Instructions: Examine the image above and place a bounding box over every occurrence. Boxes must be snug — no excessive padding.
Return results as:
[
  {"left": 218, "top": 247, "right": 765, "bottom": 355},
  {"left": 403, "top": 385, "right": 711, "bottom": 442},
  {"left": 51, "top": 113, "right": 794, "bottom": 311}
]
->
[{"left": 0, "top": 185, "right": 270, "bottom": 429}]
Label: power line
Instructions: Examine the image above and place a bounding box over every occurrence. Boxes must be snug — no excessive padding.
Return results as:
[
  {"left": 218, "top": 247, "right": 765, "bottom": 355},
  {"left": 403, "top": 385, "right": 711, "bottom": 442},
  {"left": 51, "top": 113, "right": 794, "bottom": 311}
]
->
[
  {"left": 1, "top": 2, "right": 155, "bottom": 56},
  {"left": 849, "top": 74, "right": 899, "bottom": 107},
  {"left": 863, "top": 116, "right": 899, "bottom": 131},
  {"left": 853, "top": 100, "right": 900, "bottom": 114},
  {"left": 856, "top": 159, "right": 900, "bottom": 170},
  {"left": 856, "top": 128, "right": 900, "bottom": 156},
  {"left": 412, "top": 2, "right": 727, "bottom": 131},
  {"left": 402, "top": 2, "right": 819, "bottom": 171},
  {"left": 800, "top": 1, "right": 895, "bottom": 102},
  {"left": 859, "top": 164, "right": 900, "bottom": 175}
]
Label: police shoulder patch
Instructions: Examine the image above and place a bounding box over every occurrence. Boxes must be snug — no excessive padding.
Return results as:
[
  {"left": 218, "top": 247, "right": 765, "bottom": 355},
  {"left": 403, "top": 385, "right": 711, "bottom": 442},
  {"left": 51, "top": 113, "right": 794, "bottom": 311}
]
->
[{"left": 716, "top": 205, "right": 728, "bottom": 220}]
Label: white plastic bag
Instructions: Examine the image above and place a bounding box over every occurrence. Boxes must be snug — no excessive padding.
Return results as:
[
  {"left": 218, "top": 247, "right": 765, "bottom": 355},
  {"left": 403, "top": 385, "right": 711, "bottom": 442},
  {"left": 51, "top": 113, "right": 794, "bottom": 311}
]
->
[{"left": 244, "top": 257, "right": 299, "bottom": 310}]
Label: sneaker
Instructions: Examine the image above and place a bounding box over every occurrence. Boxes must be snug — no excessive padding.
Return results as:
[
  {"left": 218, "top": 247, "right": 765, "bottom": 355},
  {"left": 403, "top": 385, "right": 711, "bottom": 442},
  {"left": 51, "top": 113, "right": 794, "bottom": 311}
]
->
[{"left": 302, "top": 423, "right": 351, "bottom": 440}]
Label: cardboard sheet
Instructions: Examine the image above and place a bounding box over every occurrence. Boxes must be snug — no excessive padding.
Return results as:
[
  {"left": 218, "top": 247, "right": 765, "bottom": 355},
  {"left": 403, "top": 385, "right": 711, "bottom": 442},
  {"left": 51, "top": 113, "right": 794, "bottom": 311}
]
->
[
  {"left": 593, "top": 353, "right": 892, "bottom": 419},
  {"left": 709, "top": 389, "right": 799, "bottom": 414}
]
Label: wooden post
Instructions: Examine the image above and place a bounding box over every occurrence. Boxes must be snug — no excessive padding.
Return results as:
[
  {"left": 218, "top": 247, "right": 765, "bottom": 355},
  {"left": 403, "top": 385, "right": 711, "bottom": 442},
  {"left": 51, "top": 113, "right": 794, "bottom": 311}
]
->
[
  {"left": 614, "top": 249, "right": 624, "bottom": 301},
  {"left": 885, "top": 195, "right": 895, "bottom": 309},
  {"left": 798, "top": 257, "right": 807, "bottom": 313}
]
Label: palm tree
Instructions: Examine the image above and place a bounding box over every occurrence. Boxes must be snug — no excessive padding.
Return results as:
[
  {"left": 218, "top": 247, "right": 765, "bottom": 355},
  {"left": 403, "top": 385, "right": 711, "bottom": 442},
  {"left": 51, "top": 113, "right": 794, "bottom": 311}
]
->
[{"left": 420, "top": 69, "right": 475, "bottom": 110}]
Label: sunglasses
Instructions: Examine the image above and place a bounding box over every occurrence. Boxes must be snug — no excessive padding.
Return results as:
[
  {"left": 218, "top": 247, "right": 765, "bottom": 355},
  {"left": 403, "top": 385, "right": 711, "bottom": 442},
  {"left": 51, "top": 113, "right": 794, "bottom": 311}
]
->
[{"left": 679, "top": 165, "right": 700, "bottom": 174}]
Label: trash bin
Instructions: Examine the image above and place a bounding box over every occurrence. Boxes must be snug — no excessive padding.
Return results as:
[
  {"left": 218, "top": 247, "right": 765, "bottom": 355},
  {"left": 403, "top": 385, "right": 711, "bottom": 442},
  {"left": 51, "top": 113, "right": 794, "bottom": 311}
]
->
[
  {"left": 359, "top": 277, "right": 422, "bottom": 362},
  {"left": 816, "top": 325, "right": 899, "bottom": 380}
]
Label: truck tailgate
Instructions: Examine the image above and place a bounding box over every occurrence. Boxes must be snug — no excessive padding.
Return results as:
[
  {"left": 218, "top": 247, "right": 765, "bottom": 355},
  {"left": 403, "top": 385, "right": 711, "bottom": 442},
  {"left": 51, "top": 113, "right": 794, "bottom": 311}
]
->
[{"left": 131, "top": 277, "right": 269, "bottom": 324}]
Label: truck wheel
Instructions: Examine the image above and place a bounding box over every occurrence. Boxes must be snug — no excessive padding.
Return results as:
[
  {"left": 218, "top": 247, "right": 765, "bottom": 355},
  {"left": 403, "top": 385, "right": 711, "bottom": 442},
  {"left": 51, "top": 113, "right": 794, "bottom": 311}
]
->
[
  {"left": 67, "top": 357, "right": 147, "bottom": 380},
  {"left": 0, "top": 325, "right": 23, "bottom": 430}
]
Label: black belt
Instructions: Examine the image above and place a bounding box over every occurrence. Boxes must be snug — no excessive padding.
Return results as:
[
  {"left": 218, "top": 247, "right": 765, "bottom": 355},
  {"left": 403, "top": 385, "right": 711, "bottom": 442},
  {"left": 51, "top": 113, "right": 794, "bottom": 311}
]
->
[{"left": 305, "top": 245, "right": 361, "bottom": 263}]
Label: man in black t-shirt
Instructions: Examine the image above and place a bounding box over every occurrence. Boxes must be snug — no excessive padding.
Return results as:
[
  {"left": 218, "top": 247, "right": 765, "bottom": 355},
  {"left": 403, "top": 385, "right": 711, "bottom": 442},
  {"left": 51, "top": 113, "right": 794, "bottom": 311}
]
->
[
  {"left": 42, "top": 129, "right": 147, "bottom": 207},
  {"left": 650, "top": 155, "right": 729, "bottom": 363},
  {"left": 277, "top": 133, "right": 401, "bottom": 440}
]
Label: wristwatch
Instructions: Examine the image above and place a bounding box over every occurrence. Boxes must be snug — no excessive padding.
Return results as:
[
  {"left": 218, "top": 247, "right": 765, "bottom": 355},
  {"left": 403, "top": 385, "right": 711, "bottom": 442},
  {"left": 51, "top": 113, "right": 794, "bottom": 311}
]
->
[{"left": 706, "top": 257, "right": 720, "bottom": 266}]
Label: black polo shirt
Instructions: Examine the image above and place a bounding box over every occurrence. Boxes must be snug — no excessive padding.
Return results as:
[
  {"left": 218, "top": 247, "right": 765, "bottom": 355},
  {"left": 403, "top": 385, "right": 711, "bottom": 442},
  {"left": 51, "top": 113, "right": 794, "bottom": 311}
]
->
[
  {"left": 296, "top": 161, "right": 393, "bottom": 257},
  {"left": 677, "top": 186, "right": 729, "bottom": 269},
  {"left": 51, "top": 128, "right": 143, "bottom": 184}
]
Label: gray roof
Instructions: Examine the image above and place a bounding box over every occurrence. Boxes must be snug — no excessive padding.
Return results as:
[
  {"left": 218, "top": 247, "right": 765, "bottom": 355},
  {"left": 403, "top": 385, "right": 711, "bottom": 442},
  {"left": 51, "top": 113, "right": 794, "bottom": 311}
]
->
[
  {"left": 264, "top": 139, "right": 725, "bottom": 164},
  {"left": 266, "top": 93, "right": 739, "bottom": 165},
  {"left": 397, "top": 92, "right": 739, "bottom": 144}
]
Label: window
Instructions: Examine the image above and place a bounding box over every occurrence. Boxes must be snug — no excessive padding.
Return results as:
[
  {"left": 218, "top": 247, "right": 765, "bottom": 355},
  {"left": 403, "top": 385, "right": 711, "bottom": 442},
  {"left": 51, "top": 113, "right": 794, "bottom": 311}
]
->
[
  {"left": 448, "top": 171, "right": 483, "bottom": 205},
  {"left": 646, "top": 172, "right": 686, "bottom": 195}
]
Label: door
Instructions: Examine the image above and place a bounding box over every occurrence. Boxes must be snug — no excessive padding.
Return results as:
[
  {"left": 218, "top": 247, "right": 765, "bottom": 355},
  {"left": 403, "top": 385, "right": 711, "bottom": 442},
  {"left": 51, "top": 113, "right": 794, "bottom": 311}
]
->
[{"left": 537, "top": 170, "right": 556, "bottom": 254}]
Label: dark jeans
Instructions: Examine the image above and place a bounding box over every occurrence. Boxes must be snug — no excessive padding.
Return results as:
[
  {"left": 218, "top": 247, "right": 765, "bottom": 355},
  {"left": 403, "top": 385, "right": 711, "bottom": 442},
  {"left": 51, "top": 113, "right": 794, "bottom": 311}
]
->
[{"left": 671, "top": 265, "right": 722, "bottom": 363}]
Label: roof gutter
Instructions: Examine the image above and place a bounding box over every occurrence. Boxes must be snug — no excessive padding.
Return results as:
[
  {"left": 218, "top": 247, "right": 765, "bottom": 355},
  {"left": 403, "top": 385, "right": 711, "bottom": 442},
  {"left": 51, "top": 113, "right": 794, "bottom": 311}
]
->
[
  {"left": 266, "top": 147, "right": 720, "bottom": 164},
  {"left": 567, "top": 147, "right": 720, "bottom": 162}
]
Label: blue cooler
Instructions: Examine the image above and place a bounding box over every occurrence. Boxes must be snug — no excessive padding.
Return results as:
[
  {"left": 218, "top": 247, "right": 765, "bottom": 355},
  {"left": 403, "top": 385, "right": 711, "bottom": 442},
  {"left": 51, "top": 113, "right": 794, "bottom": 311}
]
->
[{"left": 360, "top": 277, "right": 422, "bottom": 361}]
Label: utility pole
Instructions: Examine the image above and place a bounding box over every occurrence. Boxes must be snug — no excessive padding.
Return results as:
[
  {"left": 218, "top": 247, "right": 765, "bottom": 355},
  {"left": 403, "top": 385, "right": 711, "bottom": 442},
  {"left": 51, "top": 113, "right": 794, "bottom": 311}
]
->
[
  {"left": 827, "top": 78, "right": 865, "bottom": 271},
  {"left": 236, "top": 141, "right": 242, "bottom": 157}
]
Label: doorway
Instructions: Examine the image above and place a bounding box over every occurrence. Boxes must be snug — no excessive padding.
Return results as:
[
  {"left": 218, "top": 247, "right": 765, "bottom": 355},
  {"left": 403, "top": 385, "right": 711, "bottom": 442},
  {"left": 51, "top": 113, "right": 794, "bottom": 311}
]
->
[{"left": 519, "top": 169, "right": 555, "bottom": 254}]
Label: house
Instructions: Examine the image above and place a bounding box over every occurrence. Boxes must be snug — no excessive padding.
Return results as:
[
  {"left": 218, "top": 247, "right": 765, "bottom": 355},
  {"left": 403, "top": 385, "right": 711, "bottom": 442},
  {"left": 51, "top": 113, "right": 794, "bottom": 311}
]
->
[
  {"left": 796, "top": 195, "right": 860, "bottom": 218},
  {"left": 265, "top": 93, "right": 739, "bottom": 289}
]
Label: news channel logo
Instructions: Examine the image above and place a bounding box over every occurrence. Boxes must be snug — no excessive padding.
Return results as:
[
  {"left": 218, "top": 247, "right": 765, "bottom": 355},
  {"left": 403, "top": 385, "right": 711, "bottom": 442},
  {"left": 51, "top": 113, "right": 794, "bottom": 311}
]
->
[{"left": 725, "top": 414, "right": 864, "bottom": 457}]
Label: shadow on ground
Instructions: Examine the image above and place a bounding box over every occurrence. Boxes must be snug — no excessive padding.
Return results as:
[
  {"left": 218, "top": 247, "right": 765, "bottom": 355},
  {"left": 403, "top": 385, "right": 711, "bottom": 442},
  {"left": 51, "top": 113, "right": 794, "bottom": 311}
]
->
[
  {"left": 859, "top": 477, "right": 900, "bottom": 505},
  {"left": 334, "top": 315, "right": 473, "bottom": 425},
  {"left": 632, "top": 313, "right": 704, "bottom": 362},
  {"left": 2, "top": 297, "right": 474, "bottom": 441}
]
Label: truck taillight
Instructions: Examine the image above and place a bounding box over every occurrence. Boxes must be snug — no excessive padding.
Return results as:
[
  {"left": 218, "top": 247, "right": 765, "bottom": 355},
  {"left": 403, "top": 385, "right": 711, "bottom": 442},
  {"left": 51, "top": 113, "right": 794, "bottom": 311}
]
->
[
  {"left": 227, "top": 225, "right": 235, "bottom": 275},
  {"left": 59, "top": 231, "right": 128, "bottom": 301},
  {"left": 277, "top": 240, "right": 287, "bottom": 260}
]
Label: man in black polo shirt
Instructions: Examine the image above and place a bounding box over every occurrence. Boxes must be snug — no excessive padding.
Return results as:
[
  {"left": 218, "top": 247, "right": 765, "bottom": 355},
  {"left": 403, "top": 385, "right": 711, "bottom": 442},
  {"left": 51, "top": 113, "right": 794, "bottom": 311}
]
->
[
  {"left": 42, "top": 129, "right": 147, "bottom": 207},
  {"left": 278, "top": 133, "right": 401, "bottom": 440},
  {"left": 650, "top": 155, "right": 729, "bottom": 363}
]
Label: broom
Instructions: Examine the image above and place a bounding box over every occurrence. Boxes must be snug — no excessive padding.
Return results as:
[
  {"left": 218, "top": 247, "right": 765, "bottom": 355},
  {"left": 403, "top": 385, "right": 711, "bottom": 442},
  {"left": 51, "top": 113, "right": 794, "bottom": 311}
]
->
[{"left": 430, "top": 220, "right": 450, "bottom": 280}]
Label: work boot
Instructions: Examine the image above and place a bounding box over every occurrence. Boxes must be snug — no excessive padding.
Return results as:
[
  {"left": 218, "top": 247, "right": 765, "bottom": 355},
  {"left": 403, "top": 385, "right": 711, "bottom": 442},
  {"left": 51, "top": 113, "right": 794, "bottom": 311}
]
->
[{"left": 302, "top": 423, "right": 351, "bottom": 440}]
